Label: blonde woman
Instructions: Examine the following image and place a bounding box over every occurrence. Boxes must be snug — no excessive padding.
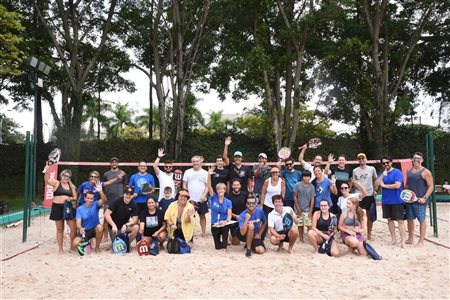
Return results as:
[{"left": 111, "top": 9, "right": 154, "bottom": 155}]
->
[{"left": 338, "top": 197, "right": 367, "bottom": 256}]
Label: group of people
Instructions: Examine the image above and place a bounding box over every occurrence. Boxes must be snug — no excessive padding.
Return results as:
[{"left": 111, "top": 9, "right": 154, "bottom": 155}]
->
[{"left": 43, "top": 136, "right": 434, "bottom": 257}]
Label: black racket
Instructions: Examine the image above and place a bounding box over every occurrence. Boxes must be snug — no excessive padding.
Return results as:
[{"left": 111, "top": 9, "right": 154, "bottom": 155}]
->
[
  {"left": 282, "top": 213, "right": 294, "bottom": 231},
  {"left": 140, "top": 183, "right": 152, "bottom": 194}
]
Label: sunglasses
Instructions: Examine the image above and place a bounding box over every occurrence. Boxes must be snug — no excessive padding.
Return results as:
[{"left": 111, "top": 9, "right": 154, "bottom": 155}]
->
[
  {"left": 285, "top": 163, "right": 293, "bottom": 166},
  {"left": 247, "top": 202, "right": 256, "bottom": 205},
  {"left": 412, "top": 157, "right": 422, "bottom": 160},
  {"left": 62, "top": 174, "right": 71, "bottom": 179},
  {"left": 382, "top": 162, "right": 391, "bottom": 165}
]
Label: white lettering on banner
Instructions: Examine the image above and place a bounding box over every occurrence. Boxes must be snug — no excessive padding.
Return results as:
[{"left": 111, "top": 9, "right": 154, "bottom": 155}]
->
[{"left": 43, "top": 164, "right": 58, "bottom": 208}]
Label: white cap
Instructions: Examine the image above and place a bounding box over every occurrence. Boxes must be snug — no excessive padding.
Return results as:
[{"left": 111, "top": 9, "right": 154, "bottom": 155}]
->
[{"left": 258, "top": 153, "right": 267, "bottom": 159}]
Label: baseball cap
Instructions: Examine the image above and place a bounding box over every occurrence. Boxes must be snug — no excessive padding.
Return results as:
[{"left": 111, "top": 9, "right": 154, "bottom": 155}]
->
[
  {"left": 124, "top": 185, "right": 134, "bottom": 195},
  {"left": 258, "top": 153, "right": 267, "bottom": 159},
  {"left": 178, "top": 190, "right": 190, "bottom": 198},
  {"left": 357, "top": 153, "right": 366, "bottom": 159},
  {"left": 111, "top": 157, "right": 119, "bottom": 162},
  {"left": 234, "top": 151, "right": 243, "bottom": 157}
]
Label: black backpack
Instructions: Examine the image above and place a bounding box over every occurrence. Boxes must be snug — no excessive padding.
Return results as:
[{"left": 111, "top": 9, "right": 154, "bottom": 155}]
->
[{"left": 167, "top": 238, "right": 180, "bottom": 254}]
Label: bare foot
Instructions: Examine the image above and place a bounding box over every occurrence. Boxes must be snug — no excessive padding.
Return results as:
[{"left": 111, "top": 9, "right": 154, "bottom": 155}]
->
[
  {"left": 390, "top": 240, "right": 397, "bottom": 245},
  {"left": 405, "top": 239, "right": 414, "bottom": 244},
  {"left": 416, "top": 241, "right": 424, "bottom": 247},
  {"left": 288, "top": 248, "right": 294, "bottom": 254},
  {"left": 202, "top": 233, "right": 206, "bottom": 238},
  {"left": 277, "top": 244, "right": 284, "bottom": 252},
  {"left": 58, "top": 250, "right": 63, "bottom": 254},
  {"left": 401, "top": 242, "right": 405, "bottom": 248},
  {"left": 367, "top": 235, "right": 372, "bottom": 241},
  {"left": 95, "top": 247, "right": 100, "bottom": 253}
]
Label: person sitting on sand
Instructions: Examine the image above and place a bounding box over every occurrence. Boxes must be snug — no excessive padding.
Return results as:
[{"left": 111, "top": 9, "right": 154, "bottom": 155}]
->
[
  {"left": 238, "top": 194, "right": 266, "bottom": 257},
  {"left": 165, "top": 189, "right": 195, "bottom": 248},
  {"left": 139, "top": 197, "right": 167, "bottom": 249},
  {"left": 73, "top": 189, "right": 105, "bottom": 253},
  {"left": 268, "top": 194, "right": 299, "bottom": 254},
  {"left": 104, "top": 185, "right": 140, "bottom": 246},
  {"left": 307, "top": 199, "right": 339, "bottom": 257},
  {"left": 338, "top": 197, "right": 367, "bottom": 256},
  {"left": 207, "top": 166, "right": 233, "bottom": 251}
]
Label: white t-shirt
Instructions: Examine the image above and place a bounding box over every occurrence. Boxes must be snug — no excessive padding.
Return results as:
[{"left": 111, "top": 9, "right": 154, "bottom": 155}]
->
[
  {"left": 183, "top": 168, "right": 208, "bottom": 203},
  {"left": 268, "top": 206, "right": 295, "bottom": 231},
  {"left": 337, "top": 193, "right": 361, "bottom": 213},
  {"left": 157, "top": 171, "right": 175, "bottom": 201}
]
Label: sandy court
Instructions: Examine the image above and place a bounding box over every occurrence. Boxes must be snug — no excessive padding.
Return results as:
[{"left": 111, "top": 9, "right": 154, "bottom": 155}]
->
[{"left": 1, "top": 204, "right": 449, "bottom": 299}]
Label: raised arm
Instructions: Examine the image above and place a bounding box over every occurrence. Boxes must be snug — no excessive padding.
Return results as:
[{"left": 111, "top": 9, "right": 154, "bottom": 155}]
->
[
  {"left": 95, "top": 181, "right": 106, "bottom": 206},
  {"left": 297, "top": 144, "right": 308, "bottom": 168},
  {"left": 223, "top": 136, "right": 232, "bottom": 166},
  {"left": 42, "top": 164, "right": 58, "bottom": 188},
  {"left": 324, "top": 154, "right": 334, "bottom": 176},
  {"left": 153, "top": 148, "right": 166, "bottom": 176}
]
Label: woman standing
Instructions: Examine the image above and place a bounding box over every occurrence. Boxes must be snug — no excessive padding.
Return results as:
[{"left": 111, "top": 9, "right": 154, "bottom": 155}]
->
[
  {"left": 308, "top": 199, "right": 339, "bottom": 257},
  {"left": 164, "top": 189, "right": 195, "bottom": 247},
  {"left": 43, "top": 166, "right": 77, "bottom": 253},
  {"left": 338, "top": 197, "right": 367, "bottom": 256},
  {"left": 207, "top": 167, "right": 232, "bottom": 250},
  {"left": 260, "top": 167, "right": 286, "bottom": 237},
  {"left": 139, "top": 197, "right": 167, "bottom": 249}
]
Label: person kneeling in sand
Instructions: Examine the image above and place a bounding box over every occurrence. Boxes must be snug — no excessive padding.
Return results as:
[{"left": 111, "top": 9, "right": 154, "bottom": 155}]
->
[
  {"left": 268, "top": 195, "right": 299, "bottom": 254},
  {"left": 237, "top": 194, "right": 266, "bottom": 257},
  {"left": 73, "top": 189, "right": 105, "bottom": 253},
  {"left": 104, "top": 185, "right": 140, "bottom": 248},
  {"left": 307, "top": 199, "right": 339, "bottom": 257},
  {"left": 338, "top": 197, "right": 367, "bottom": 256},
  {"left": 165, "top": 189, "right": 195, "bottom": 248}
]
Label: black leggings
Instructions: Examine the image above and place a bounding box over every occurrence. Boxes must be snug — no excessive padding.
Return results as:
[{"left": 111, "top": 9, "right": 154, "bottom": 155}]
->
[{"left": 211, "top": 225, "right": 229, "bottom": 250}]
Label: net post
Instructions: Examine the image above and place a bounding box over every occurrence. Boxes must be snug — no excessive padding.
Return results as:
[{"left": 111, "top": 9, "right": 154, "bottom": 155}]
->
[
  {"left": 23, "top": 132, "right": 31, "bottom": 243},
  {"left": 427, "top": 132, "right": 438, "bottom": 237}
]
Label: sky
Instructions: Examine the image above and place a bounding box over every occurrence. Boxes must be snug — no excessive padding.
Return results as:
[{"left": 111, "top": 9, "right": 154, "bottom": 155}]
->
[{"left": 3, "top": 67, "right": 440, "bottom": 142}]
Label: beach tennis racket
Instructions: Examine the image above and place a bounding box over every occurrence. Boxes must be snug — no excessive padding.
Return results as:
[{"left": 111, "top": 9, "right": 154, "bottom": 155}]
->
[
  {"left": 308, "top": 138, "right": 322, "bottom": 149},
  {"left": 282, "top": 213, "right": 294, "bottom": 231},
  {"left": 400, "top": 189, "right": 418, "bottom": 203},
  {"left": 136, "top": 239, "right": 150, "bottom": 256},
  {"left": 77, "top": 234, "right": 91, "bottom": 256},
  {"left": 173, "top": 169, "right": 183, "bottom": 187},
  {"left": 140, "top": 183, "right": 152, "bottom": 194},
  {"left": 47, "top": 148, "right": 61, "bottom": 165},
  {"left": 112, "top": 236, "right": 127, "bottom": 254},
  {"left": 278, "top": 147, "right": 291, "bottom": 160}
]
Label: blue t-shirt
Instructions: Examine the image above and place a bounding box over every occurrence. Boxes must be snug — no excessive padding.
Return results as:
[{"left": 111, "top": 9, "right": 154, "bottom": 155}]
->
[
  {"left": 238, "top": 207, "right": 266, "bottom": 235},
  {"left": 313, "top": 177, "right": 333, "bottom": 208},
  {"left": 76, "top": 201, "right": 101, "bottom": 230},
  {"left": 210, "top": 193, "right": 232, "bottom": 224},
  {"left": 159, "top": 198, "right": 176, "bottom": 215},
  {"left": 379, "top": 168, "right": 403, "bottom": 205},
  {"left": 129, "top": 173, "right": 156, "bottom": 204},
  {"left": 281, "top": 169, "right": 302, "bottom": 201},
  {"left": 77, "top": 181, "right": 104, "bottom": 205}
]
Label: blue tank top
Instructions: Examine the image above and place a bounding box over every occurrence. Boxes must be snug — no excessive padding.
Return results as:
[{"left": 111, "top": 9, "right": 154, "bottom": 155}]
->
[{"left": 407, "top": 168, "right": 428, "bottom": 198}]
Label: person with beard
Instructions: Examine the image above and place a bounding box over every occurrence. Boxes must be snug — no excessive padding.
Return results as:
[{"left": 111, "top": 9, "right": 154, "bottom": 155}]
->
[
  {"left": 226, "top": 178, "right": 248, "bottom": 245},
  {"left": 280, "top": 157, "right": 302, "bottom": 209},
  {"left": 223, "top": 136, "right": 252, "bottom": 193},
  {"left": 153, "top": 148, "right": 175, "bottom": 201},
  {"left": 252, "top": 153, "right": 271, "bottom": 200}
]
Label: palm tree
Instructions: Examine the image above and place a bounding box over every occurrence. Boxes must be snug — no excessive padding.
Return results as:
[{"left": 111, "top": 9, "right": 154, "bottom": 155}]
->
[{"left": 107, "top": 103, "right": 135, "bottom": 139}]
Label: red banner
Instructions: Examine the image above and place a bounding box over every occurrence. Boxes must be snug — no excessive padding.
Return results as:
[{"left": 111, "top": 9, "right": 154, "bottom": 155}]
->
[{"left": 43, "top": 164, "right": 58, "bottom": 208}]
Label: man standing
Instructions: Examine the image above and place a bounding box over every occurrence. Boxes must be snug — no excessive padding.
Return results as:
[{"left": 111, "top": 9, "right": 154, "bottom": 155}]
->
[
  {"left": 375, "top": 156, "right": 406, "bottom": 248},
  {"left": 238, "top": 195, "right": 266, "bottom": 257},
  {"left": 252, "top": 153, "right": 271, "bottom": 198},
  {"left": 268, "top": 195, "right": 299, "bottom": 254},
  {"left": 129, "top": 160, "right": 156, "bottom": 215},
  {"left": 223, "top": 136, "right": 252, "bottom": 192},
  {"left": 227, "top": 179, "right": 248, "bottom": 245},
  {"left": 73, "top": 187, "right": 105, "bottom": 253},
  {"left": 280, "top": 157, "right": 302, "bottom": 209},
  {"left": 298, "top": 144, "right": 324, "bottom": 181},
  {"left": 211, "top": 156, "right": 229, "bottom": 193},
  {"left": 405, "top": 152, "right": 434, "bottom": 247},
  {"left": 183, "top": 155, "right": 209, "bottom": 238},
  {"left": 153, "top": 149, "right": 175, "bottom": 202},
  {"left": 104, "top": 185, "right": 140, "bottom": 247},
  {"left": 352, "top": 153, "right": 378, "bottom": 240}
]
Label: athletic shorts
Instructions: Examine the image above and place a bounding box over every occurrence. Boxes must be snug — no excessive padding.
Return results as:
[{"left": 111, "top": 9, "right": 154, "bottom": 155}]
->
[
  {"left": 406, "top": 202, "right": 427, "bottom": 222},
  {"left": 191, "top": 200, "right": 209, "bottom": 215},
  {"left": 229, "top": 222, "right": 240, "bottom": 237},
  {"left": 76, "top": 228, "right": 97, "bottom": 240},
  {"left": 237, "top": 231, "right": 266, "bottom": 251},
  {"left": 297, "top": 212, "right": 312, "bottom": 227},
  {"left": 360, "top": 196, "right": 375, "bottom": 210},
  {"left": 49, "top": 203, "right": 64, "bottom": 221},
  {"left": 382, "top": 203, "right": 405, "bottom": 221},
  {"left": 276, "top": 230, "right": 290, "bottom": 243},
  {"left": 341, "top": 232, "right": 364, "bottom": 243}
]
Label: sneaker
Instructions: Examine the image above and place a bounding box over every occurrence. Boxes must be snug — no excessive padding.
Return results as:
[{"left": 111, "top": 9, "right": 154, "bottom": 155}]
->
[{"left": 245, "top": 249, "right": 252, "bottom": 257}]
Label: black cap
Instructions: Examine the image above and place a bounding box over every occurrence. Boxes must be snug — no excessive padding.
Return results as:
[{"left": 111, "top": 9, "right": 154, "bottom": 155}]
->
[{"left": 111, "top": 157, "right": 119, "bottom": 162}]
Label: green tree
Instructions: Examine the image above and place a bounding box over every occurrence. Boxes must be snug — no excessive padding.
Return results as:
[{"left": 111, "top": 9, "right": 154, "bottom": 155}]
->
[
  {"left": 0, "top": 114, "right": 25, "bottom": 144},
  {"left": 107, "top": 103, "right": 135, "bottom": 139}
]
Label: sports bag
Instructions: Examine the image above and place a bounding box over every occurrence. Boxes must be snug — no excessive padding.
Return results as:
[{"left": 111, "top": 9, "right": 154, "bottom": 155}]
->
[
  {"left": 177, "top": 238, "right": 191, "bottom": 254},
  {"left": 167, "top": 238, "right": 180, "bottom": 254},
  {"left": 150, "top": 238, "right": 159, "bottom": 256},
  {"left": 364, "top": 241, "right": 382, "bottom": 260}
]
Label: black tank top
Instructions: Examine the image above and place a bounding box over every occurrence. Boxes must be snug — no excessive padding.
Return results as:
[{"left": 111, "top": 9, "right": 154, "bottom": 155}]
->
[
  {"left": 53, "top": 182, "right": 73, "bottom": 197},
  {"left": 317, "top": 211, "right": 331, "bottom": 233}
]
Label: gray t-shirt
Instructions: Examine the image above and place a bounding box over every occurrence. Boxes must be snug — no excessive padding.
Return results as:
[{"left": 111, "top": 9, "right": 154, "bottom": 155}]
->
[
  {"left": 103, "top": 170, "right": 128, "bottom": 204},
  {"left": 294, "top": 182, "right": 315, "bottom": 212},
  {"left": 352, "top": 166, "right": 377, "bottom": 195}
]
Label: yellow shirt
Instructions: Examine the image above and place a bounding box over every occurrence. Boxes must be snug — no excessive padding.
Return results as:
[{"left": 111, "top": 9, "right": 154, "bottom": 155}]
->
[{"left": 164, "top": 201, "right": 195, "bottom": 242}]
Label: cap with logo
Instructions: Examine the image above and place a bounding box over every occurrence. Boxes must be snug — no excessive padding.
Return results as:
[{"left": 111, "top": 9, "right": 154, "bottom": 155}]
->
[{"left": 124, "top": 185, "right": 134, "bottom": 195}]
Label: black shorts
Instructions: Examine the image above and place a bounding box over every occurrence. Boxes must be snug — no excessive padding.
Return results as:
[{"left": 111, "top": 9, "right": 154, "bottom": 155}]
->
[
  {"left": 360, "top": 196, "right": 375, "bottom": 210},
  {"left": 237, "top": 230, "right": 266, "bottom": 251},
  {"left": 276, "top": 230, "right": 290, "bottom": 243},
  {"left": 229, "top": 222, "right": 240, "bottom": 237},
  {"left": 191, "top": 200, "right": 209, "bottom": 215},
  {"left": 49, "top": 203, "right": 64, "bottom": 221},
  {"left": 382, "top": 203, "right": 405, "bottom": 221},
  {"left": 76, "top": 228, "right": 97, "bottom": 240}
]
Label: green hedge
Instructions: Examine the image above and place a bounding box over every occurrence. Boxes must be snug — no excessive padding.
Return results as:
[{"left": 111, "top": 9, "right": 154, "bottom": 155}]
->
[{"left": 1, "top": 126, "right": 449, "bottom": 197}]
